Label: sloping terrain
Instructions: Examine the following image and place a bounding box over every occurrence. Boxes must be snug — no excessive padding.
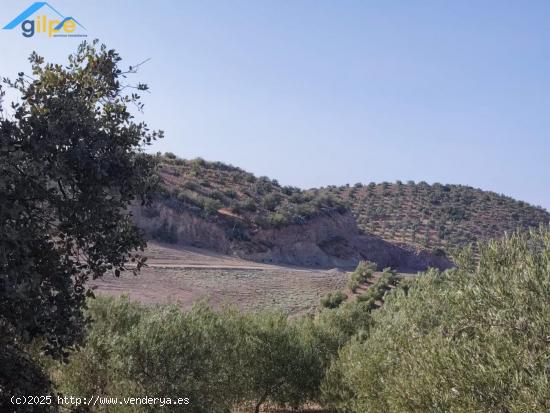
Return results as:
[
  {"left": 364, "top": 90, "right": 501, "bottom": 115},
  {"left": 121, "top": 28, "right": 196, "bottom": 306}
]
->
[{"left": 320, "top": 181, "right": 549, "bottom": 253}]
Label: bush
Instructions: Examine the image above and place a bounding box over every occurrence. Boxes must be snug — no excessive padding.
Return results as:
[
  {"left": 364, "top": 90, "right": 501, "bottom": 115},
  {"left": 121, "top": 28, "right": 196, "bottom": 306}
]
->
[
  {"left": 224, "top": 188, "right": 237, "bottom": 198},
  {"left": 356, "top": 268, "right": 397, "bottom": 304},
  {"left": 231, "top": 198, "right": 257, "bottom": 214},
  {"left": 295, "top": 202, "right": 317, "bottom": 219},
  {"left": 183, "top": 180, "right": 199, "bottom": 190},
  {"left": 347, "top": 261, "right": 376, "bottom": 292},
  {"left": 201, "top": 197, "right": 222, "bottom": 216},
  {"left": 261, "top": 193, "right": 282, "bottom": 211},
  {"left": 315, "top": 299, "right": 376, "bottom": 361},
  {"left": 266, "top": 212, "right": 289, "bottom": 228},
  {"left": 320, "top": 291, "right": 347, "bottom": 309}
]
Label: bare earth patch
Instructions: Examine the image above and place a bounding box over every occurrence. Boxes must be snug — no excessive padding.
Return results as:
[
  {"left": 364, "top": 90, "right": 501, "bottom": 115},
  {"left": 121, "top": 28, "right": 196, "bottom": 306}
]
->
[{"left": 91, "top": 242, "right": 348, "bottom": 314}]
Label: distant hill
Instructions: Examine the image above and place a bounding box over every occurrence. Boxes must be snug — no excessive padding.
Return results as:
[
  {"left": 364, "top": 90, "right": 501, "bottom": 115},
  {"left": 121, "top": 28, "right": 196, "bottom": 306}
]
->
[
  {"left": 133, "top": 154, "right": 547, "bottom": 268},
  {"left": 132, "top": 155, "right": 452, "bottom": 271},
  {"left": 319, "top": 181, "right": 549, "bottom": 253}
]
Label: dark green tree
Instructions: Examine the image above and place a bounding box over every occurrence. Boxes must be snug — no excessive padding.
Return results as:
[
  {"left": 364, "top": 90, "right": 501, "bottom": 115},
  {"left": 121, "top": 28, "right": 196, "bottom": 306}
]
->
[{"left": 0, "top": 40, "right": 161, "bottom": 409}]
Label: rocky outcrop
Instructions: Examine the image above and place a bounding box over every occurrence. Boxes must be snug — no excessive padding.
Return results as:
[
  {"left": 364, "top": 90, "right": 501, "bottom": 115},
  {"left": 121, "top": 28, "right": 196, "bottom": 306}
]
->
[{"left": 133, "top": 202, "right": 453, "bottom": 272}]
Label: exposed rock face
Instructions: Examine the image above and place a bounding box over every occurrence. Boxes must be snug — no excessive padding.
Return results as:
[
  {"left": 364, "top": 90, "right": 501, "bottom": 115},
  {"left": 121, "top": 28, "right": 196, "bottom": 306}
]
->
[
  {"left": 132, "top": 204, "right": 231, "bottom": 253},
  {"left": 133, "top": 203, "right": 453, "bottom": 272}
]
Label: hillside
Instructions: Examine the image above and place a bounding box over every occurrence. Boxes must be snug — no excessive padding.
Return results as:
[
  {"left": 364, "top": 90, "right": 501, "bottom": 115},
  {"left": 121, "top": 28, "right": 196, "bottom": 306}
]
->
[
  {"left": 153, "top": 153, "right": 347, "bottom": 231},
  {"left": 133, "top": 154, "right": 548, "bottom": 268},
  {"left": 132, "top": 155, "right": 452, "bottom": 271},
  {"left": 320, "top": 181, "right": 549, "bottom": 253}
]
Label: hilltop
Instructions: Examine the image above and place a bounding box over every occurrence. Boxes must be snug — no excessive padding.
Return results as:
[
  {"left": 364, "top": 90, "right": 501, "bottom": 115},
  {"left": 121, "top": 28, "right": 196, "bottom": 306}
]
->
[{"left": 320, "top": 181, "right": 549, "bottom": 253}]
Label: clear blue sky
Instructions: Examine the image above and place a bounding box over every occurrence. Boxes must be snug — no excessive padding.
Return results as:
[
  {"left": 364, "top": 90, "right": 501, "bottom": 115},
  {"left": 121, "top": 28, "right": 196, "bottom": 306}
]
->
[{"left": 1, "top": 1, "right": 549, "bottom": 209}]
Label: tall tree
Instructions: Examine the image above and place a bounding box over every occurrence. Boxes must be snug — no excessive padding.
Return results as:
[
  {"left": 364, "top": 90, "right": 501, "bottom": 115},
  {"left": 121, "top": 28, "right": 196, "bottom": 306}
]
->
[{"left": 0, "top": 40, "right": 162, "bottom": 410}]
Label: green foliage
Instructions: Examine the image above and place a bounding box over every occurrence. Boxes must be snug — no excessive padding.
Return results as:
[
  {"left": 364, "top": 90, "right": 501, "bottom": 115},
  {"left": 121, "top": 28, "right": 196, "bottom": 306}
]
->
[
  {"left": 149, "top": 154, "right": 349, "bottom": 233},
  {"left": 347, "top": 260, "right": 376, "bottom": 292},
  {"left": 54, "top": 230, "right": 550, "bottom": 413},
  {"left": 58, "top": 298, "right": 329, "bottom": 413},
  {"left": 315, "top": 300, "right": 376, "bottom": 363},
  {"left": 261, "top": 192, "right": 283, "bottom": 211},
  {"left": 356, "top": 268, "right": 397, "bottom": 304},
  {"left": 58, "top": 297, "right": 243, "bottom": 413},
  {"left": 201, "top": 197, "right": 222, "bottom": 216},
  {"left": 0, "top": 41, "right": 160, "bottom": 406},
  {"left": 266, "top": 212, "right": 289, "bottom": 228},
  {"left": 322, "top": 228, "right": 550, "bottom": 412},
  {"left": 239, "top": 312, "right": 325, "bottom": 412},
  {"left": 320, "top": 291, "right": 348, "bottom": 309},
  {"left": 56, "top": 292, "right": 391, "bottom": 413},
  {"left": 147, "top": 155, "right": 350, "bottom": 232}
]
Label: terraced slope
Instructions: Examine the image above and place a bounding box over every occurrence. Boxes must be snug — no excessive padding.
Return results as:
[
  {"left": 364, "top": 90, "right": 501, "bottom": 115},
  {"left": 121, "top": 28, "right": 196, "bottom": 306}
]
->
[{"left": 320, "top": 181, "right": 549, "bottom": 253}]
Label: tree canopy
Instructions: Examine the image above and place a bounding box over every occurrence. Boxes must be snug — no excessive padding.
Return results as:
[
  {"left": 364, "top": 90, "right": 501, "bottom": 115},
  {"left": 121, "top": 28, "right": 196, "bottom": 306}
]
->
[{"left": 0, "top": 40, "right": 161, "bottom": 408}]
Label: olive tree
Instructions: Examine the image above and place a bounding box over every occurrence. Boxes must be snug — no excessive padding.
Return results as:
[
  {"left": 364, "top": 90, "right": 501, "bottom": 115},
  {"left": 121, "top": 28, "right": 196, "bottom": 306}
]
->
[{"left": 239, "top": 311, "right": 325, "bottom": 413}]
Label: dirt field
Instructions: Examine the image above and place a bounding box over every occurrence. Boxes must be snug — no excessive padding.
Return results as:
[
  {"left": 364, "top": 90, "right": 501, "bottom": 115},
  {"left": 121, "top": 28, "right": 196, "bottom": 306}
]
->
[{"left": 91, "top": 242, "right": 348, "bottom": 314}]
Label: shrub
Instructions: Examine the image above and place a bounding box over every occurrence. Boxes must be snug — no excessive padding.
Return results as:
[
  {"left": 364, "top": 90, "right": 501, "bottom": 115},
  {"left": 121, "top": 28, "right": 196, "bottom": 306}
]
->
[
  {"left": 282, "top": 186, "right": 300, "bottom": 196},
  {"left": 201, "top": 198, "right": 222, "bottom": 216},
  {"left": 223, "top": 188, "right": 237, "bottom": 198},
  {"left": 347, "top": 261, "right": 376, "bottom": 292},
  {"left": 266, "top": 212, "right": 289, "bottom": 228},
  {"left": 356, "top": 268, "right": 397, "bottom": 304},
  {"left": 315, "top": 299, "right": 376, "bottom": 360},
  {"left": 231, "top": 198, "right": 257, "bottom": 214},
  {"left": 320, "top": 291, "right": 347, "bottom": 309},
  {"left": 295, "top": 203, "right": 317, "bottom": 219},
  {"left": 239, "top": 312, "right": 325, "bottom": 413},
  {"left": 183, "top": 180, "right": 199, "bottom": 190},
  {"left": 261, "top": 193, "right": 282, "bottom": 211},
  {"left": 254, "top": 176, "right": 274, "bottom": 195}
]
